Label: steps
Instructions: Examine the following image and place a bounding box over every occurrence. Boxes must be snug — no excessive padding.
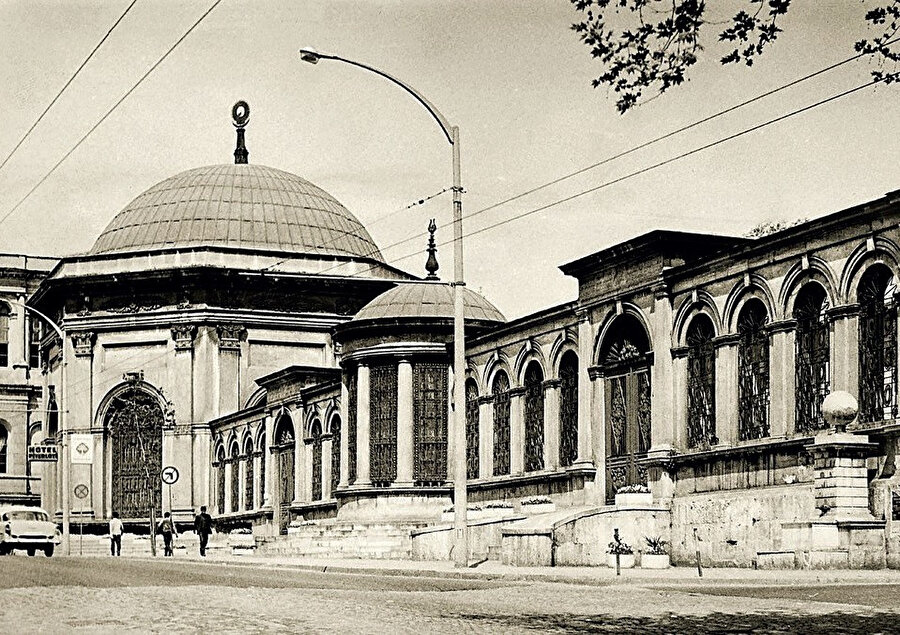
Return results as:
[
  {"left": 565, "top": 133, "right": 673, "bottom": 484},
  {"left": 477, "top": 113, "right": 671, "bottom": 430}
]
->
[{"left": 255, "top": 520, "right": 431, "bottom": 560}]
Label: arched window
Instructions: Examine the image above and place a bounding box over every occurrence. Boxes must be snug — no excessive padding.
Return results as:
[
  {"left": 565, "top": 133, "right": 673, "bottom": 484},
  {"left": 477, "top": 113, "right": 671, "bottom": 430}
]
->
[
  {"left": 257, "top": 428, "right": 266, "bottom": 504},
  {"left": 244, "top": 437, "right": 254, "bottom": 511},
  {"left": 0, "top": 303, "right": 9, "bottom": 368},
  {"left": 370, "top": 362, "right": 398, "bottom": 485},
  {"left": 310, "top": 419, "right": 323, "bottom": 501},
  {"left": 47, "top": 388, "right": 58, "bottom": 438},
  {"left": 858, "top": 265, "right": 898, "bottom": 423},
  {"left": 465, "top": 379, "right": 480, "bottom": 480},
  {"left": 330, "top": 414, "right": 341, "bottom": 495},
  {"left": 523, "top": 362, "right": 545, "bottom": 472},
  {"left": 413, "top": 362, "right": 448, "bottom": 484},
  {"left": 492, "top": 370, "right": 511, "bottom": 476},
  {"left": 0, "top": 426, "right": 7, "bottom": 473},
  {"left": 738, "top": 300, "right": 770, "bottom": 440},
  {"left": 558, "top": 351, "right": 579, "bottom": 467},
  {"left": 29, "top": 318, "right": 41, "bottom": 369},
  {"left": 216, "top": 446, "right": 226, "bottom": 515},
  {"left": 686, "top": 315, "right": 716, "bottom": 448},
  {"left": 230, "top": 441, "right": 240, "bottom": 513},
  {"left": 794, "top": 283, "right": 830, "bottom": 432}
]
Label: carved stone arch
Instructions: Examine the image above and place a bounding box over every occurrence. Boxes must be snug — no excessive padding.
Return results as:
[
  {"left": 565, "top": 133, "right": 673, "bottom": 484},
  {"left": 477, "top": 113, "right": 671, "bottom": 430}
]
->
[
  {"left": 482, "top": 350, "right": 513, "bottom": 392},
  {"left": 94, "top": 380, "right": 172, "bottom": 429},
  {"left": 244, "top": 386, "right": 267, "bottom": 410},
  {"left": 673, "top": 291, "right": 723, "bottom": 347},
  {"left": 242, "top": 429, "right": 254, "bottom": 455},
  {"left": 779, "top": 257, "right": 839, "bottom": 317},
  {"left": 593, "top": 303, "right": 653, "bottom": 366},
  {"left": 214, "top": 438, "right": 226, "bottom": 462},
  {"left": 723, "top": 274, "right": 776, "bottom": 333},
  {"left": 840, "top": 236, "right": 900, "bottom": 304},
  {"left": 255, "top": 420, "right": 267, "bottom": 452},
  {"left": 465, "top": 360, "right": 482, "bottom": 394},
  {"left": 549, "top": 327, "right": 578, "bottom": 378},
  {"left": 322, "top": 399, "right": 339, "bottom": 434},
  {"left": 513, "top": 338, "right": 548, "bottom": 386},
  {"left": 272, "top": 407, "right": 296, "bottom": 445}
]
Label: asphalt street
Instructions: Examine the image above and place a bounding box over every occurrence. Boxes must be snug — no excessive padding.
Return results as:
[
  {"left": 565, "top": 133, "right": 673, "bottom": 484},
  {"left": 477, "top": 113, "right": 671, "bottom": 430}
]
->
[{"left": 0, "top": 555, "right": 897, "bottom": 633}]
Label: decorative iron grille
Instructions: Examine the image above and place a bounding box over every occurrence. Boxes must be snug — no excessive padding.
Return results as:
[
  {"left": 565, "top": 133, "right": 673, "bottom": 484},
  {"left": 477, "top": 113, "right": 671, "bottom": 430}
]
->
[
  {"left": 686, "top": 317, "right": 716, "bottom": 448},
  {"left": 230, "top": 448, "right": 240, "bottom": 512},
  {"left": 523, "top": 363, "right": 545, "bottom": 472},
  {"left": 257, "top": 431, "right": 266, "bottom": 505},
  {"left": 330, "top": 416, "right": 341, "bottom": 494},
  {"left": 369, "top": 363, "right": 398, "bottom": 485},
  {"left": 414, "top": 362, "right": 448, "bottom": 483},
  {"left": 795, "top": 285, "right": 830, "bottom": 432},
  {"left": 859, "top": 268, "right": 898, "bottom": 424},
  {"left": 108, "top": 387, "right": 164, "bottom": 519},
  {"left": 347, "top": 371, "right": 357, "bottom": 483},
  {"left": 277, "top": 447, "right": 294, "bottom": 532},
  {"left": 637, "top": 370, "right": 651, "bottom": 453},
  {"left": 244, "top": 444, "right": 254, "bottom": 511},
  {"left": 738, "top": 302, "right": 770, "bottom": 440},
  {"left": 558, "top": 352, "right": 579, "bottom": 467},
  {"left": 465, "top": 380, "right": 480, "bottom": 480},
  {"left": 493, "top": 371, "right": 511, "bottom": 476},
  {"left": 217, "top": 458, "right": 225, "bottom": 515},
  {"left": 609, "top": 375, "right": 627, "bottom": 456},
  {"left": 311, "top": 421, "right": 323, "bottom": 501}
]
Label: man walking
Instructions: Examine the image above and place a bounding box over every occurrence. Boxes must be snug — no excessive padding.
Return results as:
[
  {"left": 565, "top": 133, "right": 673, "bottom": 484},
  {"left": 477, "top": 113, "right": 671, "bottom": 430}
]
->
[
  {"left": 109, "top": 512, "right": 124, "bottom": 556},
  {"left": 158, "top": 512, "right": 177, "bottom": 557},
  {"left": 194, "top": 506, "right": 213, "bottom": 557}
]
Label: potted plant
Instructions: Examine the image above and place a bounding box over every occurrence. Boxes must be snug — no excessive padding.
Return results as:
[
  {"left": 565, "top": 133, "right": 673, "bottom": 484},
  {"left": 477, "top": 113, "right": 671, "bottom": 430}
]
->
[
  {"left": 614, "top": 483, "right": 652, "bottom": 508},
  {"left": 519, "top": 496, "right": 555, "bottom": 514},
  {"left": 641, "top": 536, "right": 670, "bottom": 569},
  {"left": 607, "top": 535, "right": 635, "bottom": 569}
]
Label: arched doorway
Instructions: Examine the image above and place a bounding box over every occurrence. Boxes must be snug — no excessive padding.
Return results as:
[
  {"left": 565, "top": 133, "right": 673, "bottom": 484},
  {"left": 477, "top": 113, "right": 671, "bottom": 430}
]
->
[
  {"left": 272, "top": 414, "right": 295, "bottom": 534},
  {"left": 105, "top": 385, "right": 164, "bottom": 520},
  {"left": 598, "top": 315, "right": 652, "bottom": 503}
]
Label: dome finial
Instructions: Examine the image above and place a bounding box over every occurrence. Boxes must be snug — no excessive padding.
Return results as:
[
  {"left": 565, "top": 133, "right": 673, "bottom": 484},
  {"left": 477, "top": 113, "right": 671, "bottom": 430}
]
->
[
  {"left": 425, "top": 219, "right": 439, "bottom": 280},
  {"left": 232, "top": 101, "right": 250, "bottom": 164}
]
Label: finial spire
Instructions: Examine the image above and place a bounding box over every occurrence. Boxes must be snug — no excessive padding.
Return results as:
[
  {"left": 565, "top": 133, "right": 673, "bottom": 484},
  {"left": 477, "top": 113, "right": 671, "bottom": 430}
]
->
[
  {"left": 425, "top": 219, "right": 439, "bottom": 280},
  {"left": 232, "top": 101, "right": 250, "bottom": 164}
]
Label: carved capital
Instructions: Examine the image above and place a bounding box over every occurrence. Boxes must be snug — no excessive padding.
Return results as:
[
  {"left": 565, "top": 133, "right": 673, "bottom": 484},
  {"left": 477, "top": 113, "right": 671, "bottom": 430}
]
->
[
  {"left": 542, "top": 378, "right": 561, "bottom": 391},
  {"left": 587, "top": 365, "right": 604, "bottom": 380},
  {"left": 216, "top": 324, "right": 246, "bottom": 351},
  {"left": 171, "top": 324, "right": 197, "bottom": 351},
  {"left": 71, "top": 331, "right": 95, "bottom": 357}
]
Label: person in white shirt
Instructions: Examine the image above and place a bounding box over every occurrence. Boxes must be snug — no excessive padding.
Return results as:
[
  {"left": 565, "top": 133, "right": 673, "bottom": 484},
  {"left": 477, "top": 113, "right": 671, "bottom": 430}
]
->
[{"left": 109, "top": 512, "right": 124, "bottom": 556}]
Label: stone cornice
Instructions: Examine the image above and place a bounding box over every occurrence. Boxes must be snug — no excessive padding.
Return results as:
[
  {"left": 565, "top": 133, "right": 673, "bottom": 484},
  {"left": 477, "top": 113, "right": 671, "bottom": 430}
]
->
[
  {"left": 62, "top": 307, "right": 346, "bottom": 333},
  {"left": 712, "top": 333, "right": 740, "bottom": 348},
  {"left": 767, "top": 319, "right": 797, "bottom": 334},
  {"left": 341, "top": 341, "right": 446, "bottom": 363},
  {"left": 826, "top": 303, "right": 860, "bottom": 320}
]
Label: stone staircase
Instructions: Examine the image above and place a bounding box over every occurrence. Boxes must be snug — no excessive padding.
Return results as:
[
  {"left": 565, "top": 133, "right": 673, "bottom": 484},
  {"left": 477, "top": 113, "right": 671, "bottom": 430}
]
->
[{"left": 255, "top": 520, "right": 431, "bottom": 560}]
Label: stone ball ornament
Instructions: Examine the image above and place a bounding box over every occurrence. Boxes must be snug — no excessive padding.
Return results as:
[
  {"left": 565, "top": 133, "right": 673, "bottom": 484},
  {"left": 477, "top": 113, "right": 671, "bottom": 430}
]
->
[{"left": 821, "top": 390, "right": 858, "bottom": 431}]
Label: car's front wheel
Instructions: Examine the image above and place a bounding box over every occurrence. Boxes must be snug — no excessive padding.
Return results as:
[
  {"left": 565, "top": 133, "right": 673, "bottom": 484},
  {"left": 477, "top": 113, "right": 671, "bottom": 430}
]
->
[
  {"left": 0, "top": 545, "right": 9, "bottom": 556},
  {"left": 26, "top": 549, "right": 35, "bottom": 557},
  {"left": 44, "top": 545, "right": 54, "bottom": 557}
]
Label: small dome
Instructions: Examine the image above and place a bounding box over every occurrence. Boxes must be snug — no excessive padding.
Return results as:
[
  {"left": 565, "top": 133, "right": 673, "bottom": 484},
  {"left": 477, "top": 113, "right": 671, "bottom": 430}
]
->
[
  {"left": 90, "top": 164, "right": 383, "bottom": 261},
  {"left": 353, "top": 282, "right": 505, "bottom": 324}
]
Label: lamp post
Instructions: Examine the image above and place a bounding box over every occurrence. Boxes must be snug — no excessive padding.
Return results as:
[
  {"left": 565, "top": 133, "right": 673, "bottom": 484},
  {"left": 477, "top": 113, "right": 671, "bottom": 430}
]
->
[
  {"left": 299, "top": 47, "right": 469, "bottom": 567},
  {"left": 11, "top": 301, "right": 69, "bottom": 555}
]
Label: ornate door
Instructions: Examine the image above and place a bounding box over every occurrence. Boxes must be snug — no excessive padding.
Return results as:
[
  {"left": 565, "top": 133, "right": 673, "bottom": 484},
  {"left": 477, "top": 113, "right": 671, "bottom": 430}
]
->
[
  {"left": 107, "top": 388, "right": 164, "bottom": 520},
  {"left": 604, "top": 368, "right": 651, "bottom": 503},
  {"left": 276, "top": 446, "right": 294, "bottom": 534}
]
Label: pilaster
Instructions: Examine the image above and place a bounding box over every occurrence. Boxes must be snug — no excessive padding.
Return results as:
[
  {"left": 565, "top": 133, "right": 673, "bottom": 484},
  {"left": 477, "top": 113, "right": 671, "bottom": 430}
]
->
[
  {"left": 714, "top": 336, "right": 739, "bottom": 445},
  {"left": 543, "top": 378, "right": 561, "bottom": 471},
  {"left": 395, "top": 360, "right": 414, "bottom": 485},
  {"left": 339, "top": 373, "right": 350, "bottom": 488},
  {"left": 478, "top": 396, "right": 493, "bottom": 479},
  {"left": 575, "top": 311, "right": 594, "bottom": 465},
  {"left": 509, "top": 387, "right": 525, "bottom": 475},
  {"left": 829, "top": 306, "right": 858, "bottom": 396},
  {"left": 769, "top": 320, "right": 795, "bottom": 437}
]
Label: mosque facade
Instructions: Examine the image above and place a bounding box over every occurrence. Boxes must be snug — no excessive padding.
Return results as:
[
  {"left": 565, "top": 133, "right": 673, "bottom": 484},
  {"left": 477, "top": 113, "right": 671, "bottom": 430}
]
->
[{"left": 1, "top": 106, "right": 899, "bottom": 568}]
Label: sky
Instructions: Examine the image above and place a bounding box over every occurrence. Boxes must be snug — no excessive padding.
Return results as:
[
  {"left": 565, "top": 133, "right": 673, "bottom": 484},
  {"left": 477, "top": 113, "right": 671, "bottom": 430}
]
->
[{"left": 1, "top": 0, "right": 899, "bottom": 319}]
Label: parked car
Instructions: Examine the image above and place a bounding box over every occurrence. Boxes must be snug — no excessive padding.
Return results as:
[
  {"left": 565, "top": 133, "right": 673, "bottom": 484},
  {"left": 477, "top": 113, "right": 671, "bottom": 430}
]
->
[{"left": 0, "top": 506, "right": 61, "bottom": 557}]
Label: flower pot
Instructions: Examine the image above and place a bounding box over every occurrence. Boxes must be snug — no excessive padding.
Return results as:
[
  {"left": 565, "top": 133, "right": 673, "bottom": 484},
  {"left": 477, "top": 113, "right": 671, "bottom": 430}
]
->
[
  {"left": 641, "top": 553, "right": 670, "bottom": 569},
  {"left": 607, "top": 553, "right": 635, "bottom": 569},
  {"left": 614, "top": 492, "right": 653, "bottom": 508},
  {"left": 521, "top": 502, "right": 556, "bottom": 515}
]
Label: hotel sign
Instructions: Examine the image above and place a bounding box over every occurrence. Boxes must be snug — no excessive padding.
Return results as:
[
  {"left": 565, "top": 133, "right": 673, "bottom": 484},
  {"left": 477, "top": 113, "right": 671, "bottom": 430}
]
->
[{"left": 27, "top": 445, "right": 58, "bottom": 462}]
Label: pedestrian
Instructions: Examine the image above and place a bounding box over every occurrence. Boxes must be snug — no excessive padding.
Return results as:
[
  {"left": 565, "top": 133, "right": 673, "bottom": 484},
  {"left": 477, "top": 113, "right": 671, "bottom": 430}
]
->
[
  {"left": 109, "top": 511, "right": 123, "bottom": 556},
  {"left": 158, "top": 512, "right": 177, "bottom": 557},
  {"left": 194, "top": 506, "right": 213, "bottom": 557}
]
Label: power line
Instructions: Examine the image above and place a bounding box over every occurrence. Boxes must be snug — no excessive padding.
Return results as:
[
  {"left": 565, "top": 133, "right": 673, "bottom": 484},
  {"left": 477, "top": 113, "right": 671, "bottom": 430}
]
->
[
  {"left": 0, "top": 0, "right": 223, "bottom": 229},
  {"left": 308, "top": 71, "right": 898, "bottom": 282},
  {"left": 267, "top": 44, "right": 894, "bottom": 280},
  {"left": 0, "top": 0, "right": 139, "bottom": 175}
]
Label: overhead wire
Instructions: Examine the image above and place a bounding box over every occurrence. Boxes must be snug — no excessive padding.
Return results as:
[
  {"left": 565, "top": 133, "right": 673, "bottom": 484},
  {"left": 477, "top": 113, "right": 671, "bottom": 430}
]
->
[
  {"left": 0, "top": 0, "right": 139, "bottom": 175},
  {"left": 0, "top": 0, "right": 224, "bottom": 229}
]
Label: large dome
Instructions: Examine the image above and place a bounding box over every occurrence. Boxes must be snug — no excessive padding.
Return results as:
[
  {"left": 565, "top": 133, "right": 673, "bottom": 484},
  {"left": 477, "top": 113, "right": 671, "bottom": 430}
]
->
[{"left": 90, "top": 164, "right": 384, "bottom": 261}]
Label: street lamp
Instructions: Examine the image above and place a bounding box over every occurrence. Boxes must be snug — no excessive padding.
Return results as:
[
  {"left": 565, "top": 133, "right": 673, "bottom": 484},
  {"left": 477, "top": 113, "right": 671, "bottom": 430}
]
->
[
  {"left": 11, "top": 300, "right": 69, "bottom": 555},
  {"left": 299, "top": 47, "right": 469, "bottom": 568}
]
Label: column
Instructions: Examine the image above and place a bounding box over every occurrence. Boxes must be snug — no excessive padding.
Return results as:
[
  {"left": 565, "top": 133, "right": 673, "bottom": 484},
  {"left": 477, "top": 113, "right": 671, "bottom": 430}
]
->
[
  {"left": 714, "top": 336, "right": 739, "bottom": 446},
  {"left": 829, "top": 306, "right": 859, "bottom": 397},
  {"left": 11, "top": 293, "right": 25, "bottom": 366},
  {"left": 575, "top": 310, "right": 594, "bottom": 465},
  {"left": 355, "top": 363, "right": 371, "bottom": 486},
  {"left": 238, "top": 457, "right": 247, "bottom": 511},
  {"left": 396, "top": 359, "right": 414, "bottom": 485},
  {"left": 262, "top": 414, "right": 274, "bottom": 509},
  {"left": 769, "top": 321, "right": 796, "bottom": 438},
  {"left": 543, "top": 379, "right": 561, "bottom": 471},
  {"left": 588, "top": 367, "right": 605, "bottom": 504},
  {"left": 322, "top": 436, "right": 333, "bottom": 499},
  {"left": 509, "top": 387, "right": 525, "bottom": 475},
  {"left": 649, "top": 288, "right": 676, "bottom": 451},
  {"left": 294, "top": 420, "right": 304, "bottom": 503},
  {"left": 216, "top": 324, "right": 245, "bottom": 417},
  {"left": 478, "top": 396, "right": 493, "bottom": 479},
  {"left": 339, "top": 372, "right": 350, "bottom": 488},
  {"left": 671, "top": 354, "right": 688, "bottom": 449},
  {"left": 223, "top": 461, "right": 233, "bottom": 513}
]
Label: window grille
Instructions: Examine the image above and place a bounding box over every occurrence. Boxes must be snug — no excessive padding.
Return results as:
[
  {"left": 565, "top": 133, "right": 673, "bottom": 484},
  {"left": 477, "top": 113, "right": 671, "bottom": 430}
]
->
[
  {"left": 492, "top": 371, "right": 511, "bottom": 476},
  {"left": 523, "top": 363, "right": 545, "bottom": 472},
  {"left": 465, "top": 380, "right": 480, "bottom": 479},
  {"left": 686, "top": 316, "right": 717, "bottom": 448},
  {"left": 794, "top": 285, "right": 830, "bottom": 433},
  {"left": 413, "top": 362, "right": 448, "bottom": 484},
  {"left": 858, "top": 267, "right": 898, "bottom": 424},
  {"left": 738, "top": 301, "right": 770, "bottom": 440},
  {"left": 369, "top": 363, "right": 398, "bottom": 485},
  {"left": 558, "top": 351, "right": 579, "bottom": 467}
]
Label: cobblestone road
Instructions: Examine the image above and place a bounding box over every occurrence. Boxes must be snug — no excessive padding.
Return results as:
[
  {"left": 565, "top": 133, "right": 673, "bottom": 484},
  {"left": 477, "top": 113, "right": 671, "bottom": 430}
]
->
[{"left": 0, "top": 556, "right": 897, "bottom": 633}]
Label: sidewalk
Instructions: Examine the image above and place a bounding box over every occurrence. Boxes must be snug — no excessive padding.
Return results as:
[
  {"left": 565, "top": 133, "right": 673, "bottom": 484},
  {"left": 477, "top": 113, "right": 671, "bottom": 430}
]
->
[{"left": 143, "top": 548, "right": 900, "bottom": 587}]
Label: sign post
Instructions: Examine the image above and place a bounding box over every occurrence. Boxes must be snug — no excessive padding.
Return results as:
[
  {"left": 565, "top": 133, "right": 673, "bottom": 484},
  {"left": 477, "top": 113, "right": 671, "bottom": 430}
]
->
[
  {"left": 161, "top": 466, "right": 179, "bottom": 515},
  {"left": 73, "top": 484, "right": 89, "bottom": 556}
]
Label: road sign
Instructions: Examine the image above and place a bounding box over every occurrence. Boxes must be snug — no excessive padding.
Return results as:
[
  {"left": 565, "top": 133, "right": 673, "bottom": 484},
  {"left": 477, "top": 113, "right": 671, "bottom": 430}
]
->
[
  {"left": 161, "top": 466, "right": 179, "bottom": 485},
  {"left": 73, "top": 484, "right": 89, "bottom": 499},
  {"left": 70, "top": 434, "right": 94, "bottom": 464},
  {"left": 27, "top": 445, "right": 58, "bottom": 462}
]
